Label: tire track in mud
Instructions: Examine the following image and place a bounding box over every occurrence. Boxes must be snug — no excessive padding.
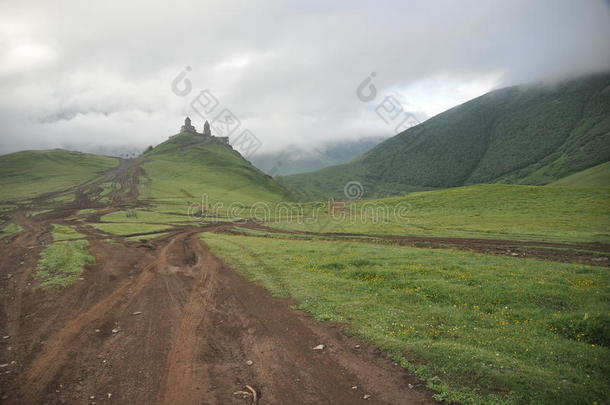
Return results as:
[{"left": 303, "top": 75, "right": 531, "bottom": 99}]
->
[
  {"left": 157, "top": 234, "right": 218, "bottom": 405},
  {"left": 0, "top": 159, "right": 146, "bottom": 380},
  {"left": 154, "top": 234, "right": 437, "bottom": 405},
  {"left": 2, "top": 156, "right": 439, "bottom": 404},
  {"left": 9, "top": 231, "right": 201, "bottom": 404},
  {"left": 17, "top": 248, "right": 159, "bottom": 403},
  {"left": 6, "top": 228, "right": 438, "bottom": 405}
]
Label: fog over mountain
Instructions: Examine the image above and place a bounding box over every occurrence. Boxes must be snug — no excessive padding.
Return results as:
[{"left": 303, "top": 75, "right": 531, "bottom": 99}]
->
[
  {"left": 250, "top": 136, "right": 389, "bottom": 176},
  {"left": 1, "top": 0, "right": 610, "bottom": 155}
]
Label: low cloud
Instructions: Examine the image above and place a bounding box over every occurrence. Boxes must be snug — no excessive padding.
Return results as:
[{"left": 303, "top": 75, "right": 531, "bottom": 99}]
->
[{"left": 1, "top": 0, "right": 609, "bottom": 155}]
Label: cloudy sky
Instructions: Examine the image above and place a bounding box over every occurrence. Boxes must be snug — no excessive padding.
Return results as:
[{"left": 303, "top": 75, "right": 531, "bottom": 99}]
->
[{"left": 1, "top": 0, "right": 609, "bottom": 155}]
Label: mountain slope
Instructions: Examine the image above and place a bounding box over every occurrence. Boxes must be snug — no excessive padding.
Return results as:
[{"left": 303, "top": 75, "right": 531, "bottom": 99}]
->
[
  {"left": 278, "top": 73, "right": 610, "bottom": 200},
  {"left": 141, "top": 132, "right": 292, "bottom": 206},
  {"left": 548, "top": 161, "right": 610, "bottom": 187},
  {"left": 0, "top": 149, "right": 118, "bottom": 204}
]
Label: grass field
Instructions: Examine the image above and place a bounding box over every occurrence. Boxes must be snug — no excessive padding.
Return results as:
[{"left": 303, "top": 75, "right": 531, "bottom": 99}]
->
[
  {"left": 0, "top": 223, "right": 22, "bottom": 239},
  {"left": 35, "top": 239, "right": 94, "bottom": 288},
  {"left": 91, "top": 207, "right": 190, "bottom": 240},
  {"left": 52, "top": 224, "right": 86, "bottom": 241},
  {"left": 100, "top": 209, "right": 190, "bottom": 225},
  {"left": 90, "top": 222, "right": 172, "bottom": 236},
  {"left": 0, "top": 149, "right": 118, "bottom": 203},
  {"left": 203, "top": 232, "right": 609, "bottom": 405},
  {"left": 268, "top": 184, "right": 610, "bottom": 243}
]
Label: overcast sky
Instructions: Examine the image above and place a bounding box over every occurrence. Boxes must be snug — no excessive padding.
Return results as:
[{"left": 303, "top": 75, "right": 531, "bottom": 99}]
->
[{"left": 1, "top": 0, "right": 609, "bottom": 155}]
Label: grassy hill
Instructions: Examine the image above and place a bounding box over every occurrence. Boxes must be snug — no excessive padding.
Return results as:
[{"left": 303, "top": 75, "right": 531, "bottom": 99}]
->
[
  {"left": 548, "top": 161, "right": 610, "bottom": 187},
  {"left": 0, "top": 149, "right": 118, "bottom": 204},
  {"left": 278, "top": 73, "right": 610, "bottom": 200},
  {"left": 141, "top": 133, "right": 292, "bottom": 208}
]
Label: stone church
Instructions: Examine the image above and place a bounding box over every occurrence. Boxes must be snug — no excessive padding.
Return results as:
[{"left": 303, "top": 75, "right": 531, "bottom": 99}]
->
[{"left": 180, "top": 117, "right": 229, "bottom": 144}]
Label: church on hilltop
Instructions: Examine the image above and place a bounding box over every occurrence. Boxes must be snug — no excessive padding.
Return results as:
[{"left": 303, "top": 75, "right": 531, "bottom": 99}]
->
[{"left": 179, "top": 117, "right": 229, "bottom": 144}]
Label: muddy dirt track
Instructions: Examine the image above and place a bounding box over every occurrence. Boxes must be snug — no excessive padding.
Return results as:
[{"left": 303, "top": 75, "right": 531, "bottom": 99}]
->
[
  {"left": 0, "top": 158, "right": 608, "bottom": 404},
  {"left": 0, "top": 160, "right": 437, "bottom": 404},
  {"left": 235, "top": 223, "right": 610, "bottom": 267}
]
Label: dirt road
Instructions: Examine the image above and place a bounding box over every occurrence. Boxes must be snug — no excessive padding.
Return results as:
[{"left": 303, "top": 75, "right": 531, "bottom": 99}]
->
[
  {"left": 0, "top": 160, "right": 437, "bottom": 404},
  {"left": 2, "top": 228, "right": 437, "bottom": 404},
  {"left": 236, "top": 223, "right": 610, "bottom": 267}
]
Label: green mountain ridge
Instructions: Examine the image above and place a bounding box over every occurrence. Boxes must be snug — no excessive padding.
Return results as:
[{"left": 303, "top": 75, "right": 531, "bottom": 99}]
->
[{"left": 278, "top": 72, "right": 610, "bottom": 201}]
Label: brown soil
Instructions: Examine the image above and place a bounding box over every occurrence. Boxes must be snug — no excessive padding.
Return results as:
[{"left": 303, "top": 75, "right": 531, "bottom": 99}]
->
[{"left": 0, "top": 160, "right": 438, "bottom": 404}]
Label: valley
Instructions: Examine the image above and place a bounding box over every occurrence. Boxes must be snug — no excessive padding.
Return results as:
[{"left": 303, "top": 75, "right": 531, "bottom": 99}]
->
[{"left": 0, "top": 131, "right": 608, "bottom": 404}]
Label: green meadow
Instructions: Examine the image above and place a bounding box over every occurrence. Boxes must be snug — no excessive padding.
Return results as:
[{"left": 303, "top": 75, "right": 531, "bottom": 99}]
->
[
  {"left": 90, "top": 222, "right": 172, "bottom": 236},
  {"left": 0, "top": 223, "right": 22, "bottom": 239},
  {"left": 100, "top": 209, "right": 190, "bottom": 225},
  {"left": 35, "top": 239, "right": 94, "bottom": 288},
  {"left": 52, "top": 224, "right": 86, "bottom": 241},
  {"left": 203, "top": 232, "right": 610, "bottom": 405},
  {"left": 268, "top": 184, "right": 610, "bottom": 243}
]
